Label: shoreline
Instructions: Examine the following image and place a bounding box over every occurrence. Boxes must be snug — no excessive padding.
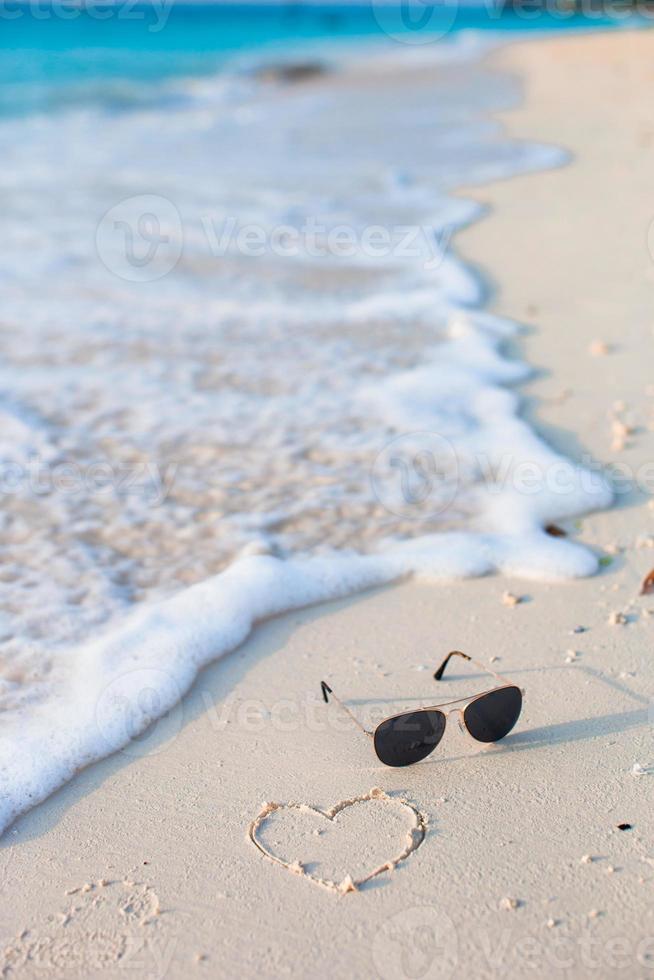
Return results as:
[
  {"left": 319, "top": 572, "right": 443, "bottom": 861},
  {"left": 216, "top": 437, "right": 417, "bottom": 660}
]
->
[{"left": 3, "top": 27, "right": 654, "bottom": 979}]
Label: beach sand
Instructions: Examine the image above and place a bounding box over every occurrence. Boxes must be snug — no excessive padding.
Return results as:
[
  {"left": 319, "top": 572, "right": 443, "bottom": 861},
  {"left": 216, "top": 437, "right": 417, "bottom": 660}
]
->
[{"left": 2, "top": 28, "right": 654, "bottom": 979}]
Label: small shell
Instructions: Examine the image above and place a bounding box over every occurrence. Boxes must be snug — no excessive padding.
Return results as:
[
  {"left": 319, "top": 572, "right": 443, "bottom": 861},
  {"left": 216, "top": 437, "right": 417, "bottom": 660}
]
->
[
  {"left": 500, "top": 896, "right": 520, "bottom": 911},
  {"left": 608, "top": 611, "right": 627, "bottom": 626},
  {"left": 338, "top": 875, "right": 357, "bottom": 895}
]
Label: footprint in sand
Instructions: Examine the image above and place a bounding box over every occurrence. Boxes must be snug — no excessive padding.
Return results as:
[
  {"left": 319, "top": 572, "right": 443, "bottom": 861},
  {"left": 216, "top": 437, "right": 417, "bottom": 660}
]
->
[{"left": 0, "top": 878, "right": 173, "bottom": 978}]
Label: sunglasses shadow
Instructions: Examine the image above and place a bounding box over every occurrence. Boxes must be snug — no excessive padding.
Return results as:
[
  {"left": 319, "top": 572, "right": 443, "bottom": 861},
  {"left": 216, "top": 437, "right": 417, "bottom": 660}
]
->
[
  {"left": 351, "top": 662, "right": 650, "bottom": 706},
  {"left": 419, "top": 705, "right": 648, "bottom": 767}
]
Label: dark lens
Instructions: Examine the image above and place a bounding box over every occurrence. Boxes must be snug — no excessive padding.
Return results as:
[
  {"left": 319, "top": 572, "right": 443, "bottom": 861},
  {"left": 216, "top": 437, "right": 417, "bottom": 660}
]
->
[
  {"left": 374, "top": 710, "right": 446, "bottom": 767},
  {"left": 464, "top": 686, "right": 522, "bottom": 743}
]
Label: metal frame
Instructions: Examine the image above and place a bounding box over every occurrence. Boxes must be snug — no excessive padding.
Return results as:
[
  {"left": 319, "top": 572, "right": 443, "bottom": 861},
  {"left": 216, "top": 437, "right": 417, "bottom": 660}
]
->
[{"left": 320, "top": 650, "right": 524, "bottom": 758}]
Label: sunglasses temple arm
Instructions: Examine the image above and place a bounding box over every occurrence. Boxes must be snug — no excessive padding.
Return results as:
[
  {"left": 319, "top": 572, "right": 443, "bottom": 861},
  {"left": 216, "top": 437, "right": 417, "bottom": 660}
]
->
[
  {"left": 320, "top": 682, "right": 371, "bottom": 737},
  {"left": 468, "top": 655, "right": 514, "bottom": 687},
  {"left": 434, "top": 650, "right": 514, "bottom": 687}
]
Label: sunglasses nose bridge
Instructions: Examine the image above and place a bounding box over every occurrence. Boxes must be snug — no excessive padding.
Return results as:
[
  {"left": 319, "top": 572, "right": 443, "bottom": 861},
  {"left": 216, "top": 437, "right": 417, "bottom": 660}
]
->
[{"left": 445, "top": 706, "right": 466, "bottom": 734}]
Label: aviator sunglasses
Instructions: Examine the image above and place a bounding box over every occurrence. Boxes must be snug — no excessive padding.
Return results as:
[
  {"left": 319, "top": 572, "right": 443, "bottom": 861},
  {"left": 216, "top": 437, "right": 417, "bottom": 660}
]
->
[{"left": 320, "top": 651, "right": 524, "bottom": 767}]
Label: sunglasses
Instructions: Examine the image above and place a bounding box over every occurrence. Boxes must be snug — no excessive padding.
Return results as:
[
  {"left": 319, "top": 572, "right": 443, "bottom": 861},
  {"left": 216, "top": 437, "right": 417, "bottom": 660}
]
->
[{"left": 320, "top": 650, "right": 523, "bottom": 767}]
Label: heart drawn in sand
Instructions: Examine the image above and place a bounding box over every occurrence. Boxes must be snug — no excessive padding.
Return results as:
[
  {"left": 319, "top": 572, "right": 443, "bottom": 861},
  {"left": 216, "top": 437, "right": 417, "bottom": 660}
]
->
[{"left": 248, "top": 787, "right": 427, "bottom": 895}]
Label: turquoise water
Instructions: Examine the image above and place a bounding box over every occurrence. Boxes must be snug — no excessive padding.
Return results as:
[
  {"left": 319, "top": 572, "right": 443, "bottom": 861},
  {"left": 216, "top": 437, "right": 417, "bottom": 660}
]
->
[{"left": 1, "top": 2, "right": 623, "bottom": 116}]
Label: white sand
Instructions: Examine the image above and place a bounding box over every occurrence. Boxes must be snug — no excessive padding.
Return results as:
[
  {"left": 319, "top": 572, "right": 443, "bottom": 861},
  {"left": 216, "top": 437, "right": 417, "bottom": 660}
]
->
[{"left": 2, "top": 29, "right": 654, "bottom": 979}]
